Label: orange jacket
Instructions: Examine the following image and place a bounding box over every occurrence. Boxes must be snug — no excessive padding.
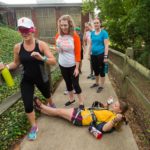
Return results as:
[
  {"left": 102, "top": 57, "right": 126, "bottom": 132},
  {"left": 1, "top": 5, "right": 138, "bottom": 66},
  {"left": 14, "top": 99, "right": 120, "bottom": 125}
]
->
[{"left": 55, "top": 32, "right": 81, "bottom": 62}]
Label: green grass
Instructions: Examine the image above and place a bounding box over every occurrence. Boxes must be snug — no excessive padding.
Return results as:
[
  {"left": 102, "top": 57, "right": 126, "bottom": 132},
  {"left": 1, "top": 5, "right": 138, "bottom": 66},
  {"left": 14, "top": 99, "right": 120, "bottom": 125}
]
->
[
  {"left": 0, "top": 27, "right": 21, "bottom": 103},
  {"left": 0, "top": 27, "right": 21, "bottom": 63}
]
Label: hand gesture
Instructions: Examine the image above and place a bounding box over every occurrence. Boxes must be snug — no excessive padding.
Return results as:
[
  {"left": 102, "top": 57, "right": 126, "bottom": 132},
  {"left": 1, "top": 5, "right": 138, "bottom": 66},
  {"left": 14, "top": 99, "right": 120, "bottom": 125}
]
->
[
  {"left": 31, "top": 52, "right": 43, "bottom": 61},
  {"left": 115, "top": 114, "right": 123, "bottom": 122},
  {"left": 73, "top": 68, "right": 79, "bottom": 77},
  {"left": 104, "top": 58, "right": 108, "bottom": 63}
]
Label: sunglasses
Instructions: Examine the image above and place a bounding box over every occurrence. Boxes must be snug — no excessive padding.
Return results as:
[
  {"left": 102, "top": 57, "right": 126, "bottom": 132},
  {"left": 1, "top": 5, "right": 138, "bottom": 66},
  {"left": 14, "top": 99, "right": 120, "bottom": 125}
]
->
[{"left": 18, "top": 27, "right": 33, "bottom": 34}]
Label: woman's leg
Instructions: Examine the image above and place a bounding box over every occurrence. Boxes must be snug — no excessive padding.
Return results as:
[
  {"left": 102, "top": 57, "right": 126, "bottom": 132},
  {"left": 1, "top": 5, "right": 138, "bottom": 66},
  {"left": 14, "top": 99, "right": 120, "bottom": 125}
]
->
[
  {"left": 36, "top": 80, "right": 55, "bottom": 106},
  {"left": 71, "top": 69, "right": 83, "bottom": 105},
  {"left": 59, "top": 65, "right": 74, "bottom": 102},
  {"left": 20, "top": 78, "right": 36, "bottom": 127},
  {"left": 99, "top": 53, "right": 105, "bottom": 88},
  {"left": 76, "top": 94, "right": 84, "bottom": 105},
  {"left": 36, "top": 99, "right": 74, "bottom": 121},
  {"left": 91, "top": 55, "right": 99, "bottom": 85}
]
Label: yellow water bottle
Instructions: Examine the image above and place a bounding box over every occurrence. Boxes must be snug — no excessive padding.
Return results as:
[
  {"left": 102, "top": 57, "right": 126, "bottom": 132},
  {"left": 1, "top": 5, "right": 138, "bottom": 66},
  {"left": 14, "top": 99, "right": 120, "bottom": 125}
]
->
[{"left": 1, "top": 67, "right": 14, "bottom": 87}]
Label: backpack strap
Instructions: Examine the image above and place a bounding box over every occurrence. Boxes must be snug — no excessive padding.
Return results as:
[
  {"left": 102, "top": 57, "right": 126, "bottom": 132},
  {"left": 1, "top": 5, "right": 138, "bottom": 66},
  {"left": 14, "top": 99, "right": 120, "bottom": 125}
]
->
[{"left": 89, "top": 109, "right": 97, "bottom": 126}]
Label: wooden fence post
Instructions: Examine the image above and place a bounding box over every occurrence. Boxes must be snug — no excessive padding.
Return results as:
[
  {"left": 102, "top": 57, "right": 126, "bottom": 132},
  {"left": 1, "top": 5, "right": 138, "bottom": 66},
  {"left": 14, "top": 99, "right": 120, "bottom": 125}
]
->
[{"left": 120, "top": 47, "right": 134, "bottom": 98}]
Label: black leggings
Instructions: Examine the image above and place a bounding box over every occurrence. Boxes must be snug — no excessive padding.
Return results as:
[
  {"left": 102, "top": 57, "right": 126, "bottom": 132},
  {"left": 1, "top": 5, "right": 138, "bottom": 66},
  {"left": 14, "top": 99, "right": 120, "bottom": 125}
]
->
[
  {"left": 59, "top": 65, "right": 82, "bottom": 94},
  {"left": 91, "top": 53, "right": 105, "bottom": 77},
  {"left": 20, "top": 76, "right": 51, "bottom": 113}
]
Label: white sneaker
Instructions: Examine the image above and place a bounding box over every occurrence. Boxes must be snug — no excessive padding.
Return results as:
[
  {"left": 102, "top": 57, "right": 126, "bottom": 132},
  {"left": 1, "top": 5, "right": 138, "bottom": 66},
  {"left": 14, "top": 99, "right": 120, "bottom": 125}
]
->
[
  {"left": 64, "top": 90, "right": 76, "bottom": 95},
  {"left": 64, "top": 90, "right": 68, "bottom": 95}
]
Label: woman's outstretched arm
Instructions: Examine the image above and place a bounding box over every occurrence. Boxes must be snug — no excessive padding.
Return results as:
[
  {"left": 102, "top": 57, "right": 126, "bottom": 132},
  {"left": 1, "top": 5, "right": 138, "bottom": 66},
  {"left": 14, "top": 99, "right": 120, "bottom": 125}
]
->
[{"left": 102, "top": 114, "right": 123, "bottom": 132}]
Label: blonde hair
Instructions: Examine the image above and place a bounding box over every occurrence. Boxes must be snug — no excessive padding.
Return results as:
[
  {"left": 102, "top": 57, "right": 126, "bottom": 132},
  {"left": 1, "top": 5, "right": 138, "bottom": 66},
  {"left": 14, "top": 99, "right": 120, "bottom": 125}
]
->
[{"left": 57, "top": 15, "right": 75, "bottom": 36}]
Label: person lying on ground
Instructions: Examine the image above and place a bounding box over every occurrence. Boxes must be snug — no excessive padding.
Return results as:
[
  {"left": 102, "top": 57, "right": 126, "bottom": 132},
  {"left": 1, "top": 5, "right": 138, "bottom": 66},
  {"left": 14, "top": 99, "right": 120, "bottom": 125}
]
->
[{"left": 34, "top": 98, "right": 128, "bottom": 133}]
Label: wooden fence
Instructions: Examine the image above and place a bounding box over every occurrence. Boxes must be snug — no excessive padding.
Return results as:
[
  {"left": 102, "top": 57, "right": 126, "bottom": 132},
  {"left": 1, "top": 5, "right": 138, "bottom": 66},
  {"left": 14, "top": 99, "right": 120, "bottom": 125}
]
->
[{"left": 109, "top": 47, "right": 150, "bottom": 112}]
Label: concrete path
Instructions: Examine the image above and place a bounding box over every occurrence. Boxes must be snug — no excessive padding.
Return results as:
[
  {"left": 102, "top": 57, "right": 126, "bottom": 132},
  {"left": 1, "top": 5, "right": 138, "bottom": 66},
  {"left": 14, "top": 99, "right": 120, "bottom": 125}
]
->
[{"left": 20, "top": 53, "right": 139, "bottom": 150}]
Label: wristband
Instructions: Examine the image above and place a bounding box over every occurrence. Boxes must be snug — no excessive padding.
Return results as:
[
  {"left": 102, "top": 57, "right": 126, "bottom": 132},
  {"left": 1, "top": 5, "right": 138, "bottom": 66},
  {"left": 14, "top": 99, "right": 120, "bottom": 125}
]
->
[
  {"left": 42, "top": 56, "right": 48, "bottom": 62},
  {"left": 104, "top": 55, "right": 108, "bottom": 58}
]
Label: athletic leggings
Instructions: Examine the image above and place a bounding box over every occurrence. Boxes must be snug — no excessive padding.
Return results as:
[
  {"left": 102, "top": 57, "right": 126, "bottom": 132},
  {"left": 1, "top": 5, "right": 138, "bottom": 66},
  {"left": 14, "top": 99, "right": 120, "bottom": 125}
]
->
[
  {"left": 91, "top": 53, "right": 105, "bottom": 77},
  {"left": 20, "top": 76, "right": 51, "bottom": 113},
  {"left": 59, "top": 65, "right": 82, "bottom": 94}
]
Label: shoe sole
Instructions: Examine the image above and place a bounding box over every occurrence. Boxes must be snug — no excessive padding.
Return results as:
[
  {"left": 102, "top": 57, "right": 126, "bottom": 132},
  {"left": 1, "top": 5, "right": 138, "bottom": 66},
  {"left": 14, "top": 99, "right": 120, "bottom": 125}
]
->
[{"left": 65, "top": 100, "right": 75, "bottom": 106}]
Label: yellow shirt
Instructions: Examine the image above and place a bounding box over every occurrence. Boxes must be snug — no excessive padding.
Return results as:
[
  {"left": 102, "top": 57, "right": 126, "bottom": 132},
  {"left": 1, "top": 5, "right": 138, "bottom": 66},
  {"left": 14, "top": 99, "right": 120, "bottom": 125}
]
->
[{"left": 81, "top": 109, "right": 117, "bottom": 126}]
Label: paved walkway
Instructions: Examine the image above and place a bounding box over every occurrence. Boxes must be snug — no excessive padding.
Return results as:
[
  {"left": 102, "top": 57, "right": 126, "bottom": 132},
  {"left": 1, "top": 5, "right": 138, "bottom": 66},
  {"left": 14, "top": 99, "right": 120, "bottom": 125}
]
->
[{"left": 20, "top": 53, "right": 139, "bottom": 150}]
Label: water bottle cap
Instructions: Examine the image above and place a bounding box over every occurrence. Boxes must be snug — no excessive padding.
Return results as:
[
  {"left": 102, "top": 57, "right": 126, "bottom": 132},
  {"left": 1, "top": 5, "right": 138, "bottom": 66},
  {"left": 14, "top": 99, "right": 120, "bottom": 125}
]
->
[
  {"left": 107, "top": 97, "right": 114, "bottom": 104},
  {"left": 97, "top": 132, "right": 102, "bottom": 139}
]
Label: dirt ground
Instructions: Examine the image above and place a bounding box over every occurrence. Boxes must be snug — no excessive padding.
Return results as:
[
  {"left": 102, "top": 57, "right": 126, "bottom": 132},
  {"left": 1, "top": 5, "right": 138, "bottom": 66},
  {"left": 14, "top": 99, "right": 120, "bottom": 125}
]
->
[{"left": 108, "top": 72, "right": 150, "bottom": 150}]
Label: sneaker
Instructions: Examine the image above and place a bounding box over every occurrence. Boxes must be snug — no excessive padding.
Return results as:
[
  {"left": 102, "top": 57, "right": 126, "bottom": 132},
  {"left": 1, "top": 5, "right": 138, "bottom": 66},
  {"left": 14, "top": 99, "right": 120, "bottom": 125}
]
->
[
  {"left": 79, "top": 104, "right": 85, "bottom": 110},
  {"left": 64, "top": 90, "right": 68, "bottom": 95},
  {"left": 90, "top": 83, "right": 99, "bottom": 88},
  {"left": 97, "top": 87, "right": 103, "bottom": 93},
  {"left": 28, "top": 126, "right": 38, "bottom": 141},
  {"left": 64, "top": 90, "right": 76, "bottom": 95},
  {"left": 65, "top": 100, "right": 75, "bottom": 106}
]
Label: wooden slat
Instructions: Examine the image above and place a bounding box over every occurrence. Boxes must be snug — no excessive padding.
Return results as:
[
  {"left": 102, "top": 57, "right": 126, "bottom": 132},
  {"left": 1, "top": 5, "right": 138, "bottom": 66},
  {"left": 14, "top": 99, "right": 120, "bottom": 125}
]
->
[
  {"left": 108, "top": 60, "right": 123, "bottom": 75},
  {"left": 109, "top": 48, "right": 125, "bottom": 58},
  {"left": 126, "top": 77, "right": 150, "bottom": 110},
  {"left": 0, "top": 91, "right": 21, "bottom": 115},
  {"left": 127, "top": 57, "right": 150, "bottom": 80}
]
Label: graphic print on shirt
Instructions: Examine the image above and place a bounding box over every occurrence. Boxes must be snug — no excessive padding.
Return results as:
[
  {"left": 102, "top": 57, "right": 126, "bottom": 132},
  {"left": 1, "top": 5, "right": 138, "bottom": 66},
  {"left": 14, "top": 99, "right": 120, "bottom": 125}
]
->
[
  {"left": 56, "top": 35, "right": 74, "bottom": 53},
  {"left": 56, "top": 35, "right": 76, "bottom": 67}
]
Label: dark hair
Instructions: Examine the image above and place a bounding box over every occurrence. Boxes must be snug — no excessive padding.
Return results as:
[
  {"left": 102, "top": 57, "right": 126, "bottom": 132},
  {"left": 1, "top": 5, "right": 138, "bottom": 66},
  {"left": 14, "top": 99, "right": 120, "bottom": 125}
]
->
[{"left": 119, "top": 101, "right": 128, "bottom": 114}]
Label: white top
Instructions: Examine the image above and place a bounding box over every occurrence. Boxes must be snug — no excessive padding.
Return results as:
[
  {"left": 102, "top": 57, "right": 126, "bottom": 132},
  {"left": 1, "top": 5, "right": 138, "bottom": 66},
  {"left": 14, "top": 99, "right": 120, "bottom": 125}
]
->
[{"left": 56, "top": 35, "right": 75, "bottom": 67}]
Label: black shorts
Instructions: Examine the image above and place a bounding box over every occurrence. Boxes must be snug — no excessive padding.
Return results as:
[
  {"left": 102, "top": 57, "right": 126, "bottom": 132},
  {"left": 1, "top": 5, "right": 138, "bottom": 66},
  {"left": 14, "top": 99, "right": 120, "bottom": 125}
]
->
[
  {"left": 96, "top": 122, "right": 115, "bottom": 133},
  {"left": 71, "top": 108, "right": 83, "bottom": 126}
]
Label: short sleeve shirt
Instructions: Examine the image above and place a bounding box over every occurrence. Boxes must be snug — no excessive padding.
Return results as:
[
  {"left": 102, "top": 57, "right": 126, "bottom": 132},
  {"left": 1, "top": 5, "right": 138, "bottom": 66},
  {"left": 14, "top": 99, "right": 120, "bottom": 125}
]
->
[{"left": 91, "top": 29, "right": 109, "bottom": 55}]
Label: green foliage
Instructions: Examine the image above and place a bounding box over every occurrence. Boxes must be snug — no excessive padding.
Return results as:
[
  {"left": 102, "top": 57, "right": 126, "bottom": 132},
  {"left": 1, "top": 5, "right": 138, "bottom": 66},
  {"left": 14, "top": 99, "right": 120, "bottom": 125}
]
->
[
  {"left": 0, "top": 27, "right": 62, "bottom": 150},
  {"left": 82, "top": 0, "right": 95, "bottom": 14},
  {"left": 0, "top": 100, "right": 30, "bottom": 150},
  {"left": 0, "top": 28, "right": 21, "bottom": 101},
  {"left": 0, "top": 75, "right": 20, "bottom": 104},
  {"left": 0, "top": 27, "right": 22, "bottom": 103},
  {"left": 0, "top": 27, "right": 21, "bottom": 63},
  {"left": 0, "top": 67, "right": 61, "bottom": 150},
  {"left": 82, "top": 0, "right": 150, "bottom": 68}
]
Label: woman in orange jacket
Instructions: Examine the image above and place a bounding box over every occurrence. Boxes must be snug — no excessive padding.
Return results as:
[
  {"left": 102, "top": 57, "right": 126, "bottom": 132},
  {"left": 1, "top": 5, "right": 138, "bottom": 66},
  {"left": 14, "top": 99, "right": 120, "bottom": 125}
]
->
[{"left": 55, "top": 15, "right": 84, "bottom": 108}]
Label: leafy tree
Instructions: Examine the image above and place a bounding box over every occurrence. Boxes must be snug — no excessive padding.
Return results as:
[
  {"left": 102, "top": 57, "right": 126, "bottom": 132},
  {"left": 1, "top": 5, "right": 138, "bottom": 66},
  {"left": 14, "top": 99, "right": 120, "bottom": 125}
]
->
[{"left": 82, "top": 0, "right": 150, "bottom": 68}]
